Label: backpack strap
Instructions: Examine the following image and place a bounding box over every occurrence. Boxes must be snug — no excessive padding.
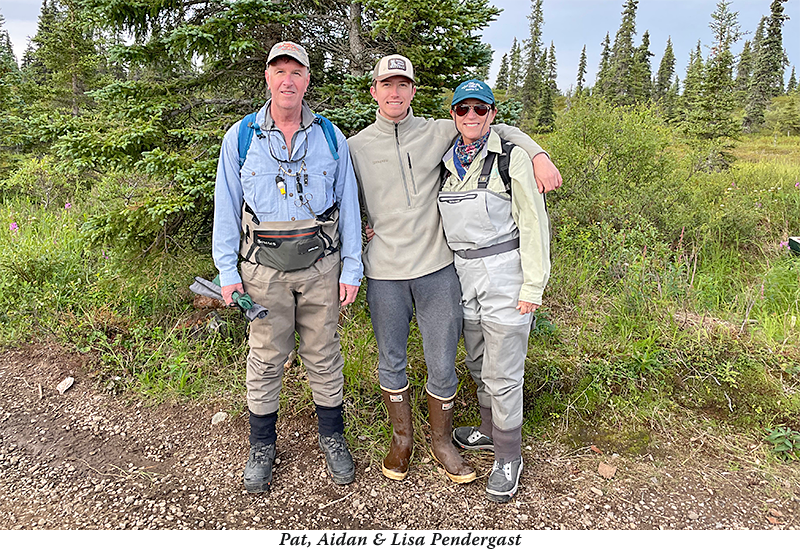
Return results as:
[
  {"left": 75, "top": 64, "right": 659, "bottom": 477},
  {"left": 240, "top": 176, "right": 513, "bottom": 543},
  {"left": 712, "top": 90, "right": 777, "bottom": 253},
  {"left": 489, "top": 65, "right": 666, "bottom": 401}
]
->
[
  {"left": 314, "top": 114, "right": 340, "bottom": 161},
  {"left": 497, "top": 138, "right": 516, "bottom": 194},
  {"left": 237, "top": 112, "right": 264, "bottom": 168},
  {"left": 237, "top": 111, "right": 340, "bottom": 168},
  {"left": 477, "top": 151, "right": 497, "bottom": 189}
]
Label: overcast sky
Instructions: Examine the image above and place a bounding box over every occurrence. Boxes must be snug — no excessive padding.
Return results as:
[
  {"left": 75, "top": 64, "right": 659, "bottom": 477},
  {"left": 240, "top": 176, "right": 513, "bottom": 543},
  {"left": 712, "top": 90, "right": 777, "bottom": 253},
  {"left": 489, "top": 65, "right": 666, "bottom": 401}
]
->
[{"left": 1, "top": 0, "right": 797, "bottom": 91}]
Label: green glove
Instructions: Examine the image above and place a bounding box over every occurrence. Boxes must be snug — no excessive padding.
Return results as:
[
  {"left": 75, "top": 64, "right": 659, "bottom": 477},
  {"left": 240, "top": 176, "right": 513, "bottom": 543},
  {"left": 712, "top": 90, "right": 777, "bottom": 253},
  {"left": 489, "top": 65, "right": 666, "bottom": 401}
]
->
[{"left": 232, "top": 291, "right": 254, "bottom": 310}]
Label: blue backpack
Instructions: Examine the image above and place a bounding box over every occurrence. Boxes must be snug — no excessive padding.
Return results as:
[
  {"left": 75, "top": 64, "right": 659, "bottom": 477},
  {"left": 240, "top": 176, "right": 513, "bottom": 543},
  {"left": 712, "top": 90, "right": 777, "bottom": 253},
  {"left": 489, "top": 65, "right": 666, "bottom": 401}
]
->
[{"left": 237, "top": 111, "right": 339, "bottom": 168}]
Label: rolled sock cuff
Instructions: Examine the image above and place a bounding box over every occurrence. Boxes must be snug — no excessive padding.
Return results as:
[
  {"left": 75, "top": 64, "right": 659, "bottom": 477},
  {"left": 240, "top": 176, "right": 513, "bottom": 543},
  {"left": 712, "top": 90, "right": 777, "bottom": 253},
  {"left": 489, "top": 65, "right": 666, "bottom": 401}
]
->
[
  {"left": 492, "top": 423, "right": 522, "bottom": 462},
  {"left": 249, "top": 410, "right": 278, "bottom": 445},
  {"left": 316, "top": 404, "right": 345, "bottom": 436}
]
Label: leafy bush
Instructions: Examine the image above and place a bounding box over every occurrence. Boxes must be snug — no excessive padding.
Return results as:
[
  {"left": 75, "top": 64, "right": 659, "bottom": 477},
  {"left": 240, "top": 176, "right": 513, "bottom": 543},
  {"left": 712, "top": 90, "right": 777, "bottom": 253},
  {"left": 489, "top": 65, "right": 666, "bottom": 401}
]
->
[
  {"left": 545, "top": 99, "right": 683, "bottom": 239},
  {"left": 765, "top": 426, "right": 800, "bottom": 461},
  {"left": 1, "top": 155, "right": 86, "bottom": 208}
]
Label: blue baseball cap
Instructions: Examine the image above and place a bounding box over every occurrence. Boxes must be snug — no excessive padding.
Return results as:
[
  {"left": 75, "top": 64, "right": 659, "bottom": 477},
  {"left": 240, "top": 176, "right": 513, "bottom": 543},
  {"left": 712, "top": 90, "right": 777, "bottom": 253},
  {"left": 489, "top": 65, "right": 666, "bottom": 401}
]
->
[{"left": 451, "top": 79, "right": 495, "bottom": 106}]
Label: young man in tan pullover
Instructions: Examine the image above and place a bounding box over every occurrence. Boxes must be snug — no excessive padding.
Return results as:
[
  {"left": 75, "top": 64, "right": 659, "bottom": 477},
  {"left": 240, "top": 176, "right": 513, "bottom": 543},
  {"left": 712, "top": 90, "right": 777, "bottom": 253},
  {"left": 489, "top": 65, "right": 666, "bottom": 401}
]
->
[{"left": 347, "top": 55, "right": 561, "bottom": 484}]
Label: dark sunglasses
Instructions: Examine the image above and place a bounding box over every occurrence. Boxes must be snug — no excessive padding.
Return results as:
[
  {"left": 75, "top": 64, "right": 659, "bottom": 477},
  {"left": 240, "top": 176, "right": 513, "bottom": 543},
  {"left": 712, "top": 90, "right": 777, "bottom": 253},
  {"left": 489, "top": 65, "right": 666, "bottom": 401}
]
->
[{"left": 454, "top": 103, "right": 492, "bottom": 117}]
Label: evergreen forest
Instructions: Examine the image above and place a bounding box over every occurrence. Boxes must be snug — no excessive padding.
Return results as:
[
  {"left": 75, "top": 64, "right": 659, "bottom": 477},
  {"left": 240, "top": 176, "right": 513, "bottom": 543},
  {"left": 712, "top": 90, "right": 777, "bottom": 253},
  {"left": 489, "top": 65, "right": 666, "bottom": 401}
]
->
[{"left": 1, "top": 0, "right": 799, "bottom": 463}]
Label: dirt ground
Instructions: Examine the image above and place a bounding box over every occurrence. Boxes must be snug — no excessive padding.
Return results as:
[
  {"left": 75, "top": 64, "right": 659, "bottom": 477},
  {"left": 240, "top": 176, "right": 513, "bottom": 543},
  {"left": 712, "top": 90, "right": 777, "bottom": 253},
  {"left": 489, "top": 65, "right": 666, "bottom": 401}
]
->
[{"left": 0, "top": 345, "right": 798, "bottom": 531}]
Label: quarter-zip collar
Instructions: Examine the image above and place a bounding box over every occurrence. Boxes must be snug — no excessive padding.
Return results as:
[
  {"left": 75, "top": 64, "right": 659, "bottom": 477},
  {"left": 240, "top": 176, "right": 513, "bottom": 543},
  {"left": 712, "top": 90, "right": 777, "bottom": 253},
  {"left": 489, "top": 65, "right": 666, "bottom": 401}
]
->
[{"left": 374, "top": 106, "right": 416, "bottom": 135}]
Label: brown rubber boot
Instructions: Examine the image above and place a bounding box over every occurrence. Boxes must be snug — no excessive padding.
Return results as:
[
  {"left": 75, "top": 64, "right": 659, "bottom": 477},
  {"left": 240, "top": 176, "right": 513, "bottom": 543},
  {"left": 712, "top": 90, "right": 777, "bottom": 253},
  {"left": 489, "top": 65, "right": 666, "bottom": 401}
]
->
[
  {"left": 381, "top": 388, "right": 413, "bottom": 481},
  {"left": 427, "top": 393, "right": 476, "bottom": 484}
]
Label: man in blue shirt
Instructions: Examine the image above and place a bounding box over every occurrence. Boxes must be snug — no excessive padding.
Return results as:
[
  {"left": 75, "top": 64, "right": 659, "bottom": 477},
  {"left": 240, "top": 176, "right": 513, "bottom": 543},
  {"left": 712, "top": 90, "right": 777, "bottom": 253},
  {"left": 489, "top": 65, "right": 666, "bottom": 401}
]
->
[{"left": 212, "top": 41, "right": 363, "bottom": 493}]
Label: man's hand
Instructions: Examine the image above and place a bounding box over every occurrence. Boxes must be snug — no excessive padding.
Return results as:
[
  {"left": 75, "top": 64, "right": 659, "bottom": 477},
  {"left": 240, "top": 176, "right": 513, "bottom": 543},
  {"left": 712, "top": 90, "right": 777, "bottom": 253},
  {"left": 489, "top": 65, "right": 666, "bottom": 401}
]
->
[
  {"left": 532, "top": 152, "right": 562, "bottom": 193},
  {"left": 516, "top": 300, "right": 540, "bottom": 315},
  {"left": 365, "top": 223, "right": 375, "bottom": 242},
  {"left": 340, "top": 283, "right": 360, "bottom": 307},
  {"left": 222, "top": 283, "right": 245, "bottom": 306}
]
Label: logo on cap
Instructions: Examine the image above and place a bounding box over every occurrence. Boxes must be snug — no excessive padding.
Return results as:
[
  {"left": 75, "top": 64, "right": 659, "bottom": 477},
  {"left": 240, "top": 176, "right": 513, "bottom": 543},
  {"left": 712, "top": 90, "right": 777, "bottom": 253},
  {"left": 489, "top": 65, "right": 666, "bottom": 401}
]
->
[
  {"left": 278, "top": 43, "right": 302, "bottom": 54},
  {"left": 388, "top": 58, "right": 406, "bottom": 71},
  {"left": 462, "top": 82, "right": 484, "bottom": 91}
]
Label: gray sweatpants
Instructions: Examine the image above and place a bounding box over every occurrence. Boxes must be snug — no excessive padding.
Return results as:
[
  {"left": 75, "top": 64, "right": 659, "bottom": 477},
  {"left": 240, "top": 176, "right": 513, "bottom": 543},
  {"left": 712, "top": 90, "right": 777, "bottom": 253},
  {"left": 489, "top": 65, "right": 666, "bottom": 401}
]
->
[{"left": 366, "top": 264, "right": 462, "bottom": 399}]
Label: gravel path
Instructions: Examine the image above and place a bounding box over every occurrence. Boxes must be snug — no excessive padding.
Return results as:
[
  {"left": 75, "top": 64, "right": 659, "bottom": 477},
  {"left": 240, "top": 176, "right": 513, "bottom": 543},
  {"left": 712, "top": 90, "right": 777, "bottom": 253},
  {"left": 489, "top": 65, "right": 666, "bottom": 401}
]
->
[{"left": 1, "top": 345, "right": 798, "bottom": 530}]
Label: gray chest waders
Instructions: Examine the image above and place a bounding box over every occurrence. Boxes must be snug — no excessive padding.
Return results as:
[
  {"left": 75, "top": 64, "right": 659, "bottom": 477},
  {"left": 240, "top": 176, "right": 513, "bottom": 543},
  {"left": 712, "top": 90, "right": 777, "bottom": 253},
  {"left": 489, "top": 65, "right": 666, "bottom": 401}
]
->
[
  {"left": 438, "top": 151, "right": 520, "bottom": 256},
  {"left": 440, "top": 153, "right": 531, "bottom": 438},
  {"left": 240, "top": 202, "right": 340, "bottom": 272}
]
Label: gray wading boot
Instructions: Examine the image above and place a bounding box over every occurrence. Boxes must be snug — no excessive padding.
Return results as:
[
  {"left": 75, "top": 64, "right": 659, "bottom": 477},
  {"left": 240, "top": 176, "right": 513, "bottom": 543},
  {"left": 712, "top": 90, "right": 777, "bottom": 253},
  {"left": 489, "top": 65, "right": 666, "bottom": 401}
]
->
[
  {"left": 381, "top": 388, "right": 413, "bottom": 481},
  {"left": 427, "top": 393, "right": 476, "bottom": 484},
  {"left": 318, "top": 432, "right": 356, "bottom": 485},
  {"left": 453, "top": 407, "right": 494, "bottom": 451},
  {"left": 486, "top": 456, "right": 523, "bottom": 503},
  {"left": 243, "top": 441, "right": 276, "bottom": 493},
  {"left": 453, "top": 426, "right": 494, "bottom": 450}
]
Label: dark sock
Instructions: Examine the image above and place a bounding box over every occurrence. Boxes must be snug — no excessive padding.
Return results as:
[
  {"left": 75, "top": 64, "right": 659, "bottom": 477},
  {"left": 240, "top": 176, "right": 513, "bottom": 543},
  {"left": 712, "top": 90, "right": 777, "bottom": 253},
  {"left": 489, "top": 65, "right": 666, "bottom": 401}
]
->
[
  {"left": 316, "top": 404, "right": 345, "bottom": 436},
  {"left": 249, "top": 410, "right": 278, "bottom": 445}
]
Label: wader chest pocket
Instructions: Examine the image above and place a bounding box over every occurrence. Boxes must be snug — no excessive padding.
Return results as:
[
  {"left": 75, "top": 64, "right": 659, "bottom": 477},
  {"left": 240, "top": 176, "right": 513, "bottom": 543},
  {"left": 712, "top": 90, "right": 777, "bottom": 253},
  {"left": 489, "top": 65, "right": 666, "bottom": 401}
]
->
[{"left": 252, "top": 227, "right": 325, "bottom": 272}]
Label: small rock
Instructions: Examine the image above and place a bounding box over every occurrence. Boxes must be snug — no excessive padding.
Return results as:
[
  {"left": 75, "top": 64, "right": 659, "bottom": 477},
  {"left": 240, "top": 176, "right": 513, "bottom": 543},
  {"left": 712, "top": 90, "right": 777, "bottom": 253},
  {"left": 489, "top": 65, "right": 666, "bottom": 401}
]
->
[
  {"left": 57, "top": 377, "right": 74, "bottom": 395},
  {"left": 211, "top": 412, "right": 228, "bottom": 426},
  {"left": 370, "top": 489, "right": 377, "bottom": 497},
  {"left": 590, "top": 487, "right": 603, "bottom": 496},
  {"left": 769, "top": 509, "right": 783, "bottom": 518},
  {"left": 688, "top": 511, "right": 699, "bottom": 520},
  {"left": 598, "top": 462, "right": 617, "bottom": 479}
]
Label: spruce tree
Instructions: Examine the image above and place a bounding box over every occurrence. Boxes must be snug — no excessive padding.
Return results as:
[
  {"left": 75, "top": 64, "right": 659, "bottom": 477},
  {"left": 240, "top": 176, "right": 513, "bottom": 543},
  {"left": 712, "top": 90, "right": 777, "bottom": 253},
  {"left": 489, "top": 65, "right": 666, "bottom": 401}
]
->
[
  {"left": 686, "top": 0, "right": 741, "bottom": 142},
  {"left": 654, "top": 37, "right": 675, "bottom": 101},
  {"left": 536, "top": 41, "right": 557, "bottom": 132},
  {"left": 508, "top": 38, "right": 522, "bottom": 95},
  {"left": 0, "top": 11, "right": 21, "bottom": 157},
  {"left": 0, "top": 13, "right": 17, "bottom": 74},
  {"left": 495, "top": 53, "right": 510, "bottom": 91},
  {"left": 735, "top": 40, "right": 753, "bottom": 93},
  {"left": 25, "top": 0, "right": 102, "bottom": 117},
  {"left": 681, "top": 41, "right": 704, "bottom": 123},
  {"left": 631, "top": 29, "right": 653, "bottom": 103},
  {"left": 521, "top": 0, "right": 545, "bottom": 115},
  {"left": 663, "top": 75, "right": 680, "bottom": 122},
  {"left": 744, "top": 2, "right": 789, "bottom": 130},
  {"left": 788, "top": 66, "right": 797, "bottom": 93},
  {"left": 595, "top": 33, "right": 612, "bottom": 98},
  {"left": 608, "top": 0, "right": 639, "bottom": 105},
  {"left": 576, "top": 44, "right": 587, "bottom": 96},
  {"left": 761, "top": 0, "right": 789, "bottom": 96}
]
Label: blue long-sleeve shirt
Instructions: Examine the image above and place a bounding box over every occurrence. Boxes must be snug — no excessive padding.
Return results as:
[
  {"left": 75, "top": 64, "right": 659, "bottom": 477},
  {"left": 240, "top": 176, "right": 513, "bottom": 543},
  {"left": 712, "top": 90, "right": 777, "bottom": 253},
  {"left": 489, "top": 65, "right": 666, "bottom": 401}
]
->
[{"left": 212, "top": 100, "right": 363, "bottom": 287}]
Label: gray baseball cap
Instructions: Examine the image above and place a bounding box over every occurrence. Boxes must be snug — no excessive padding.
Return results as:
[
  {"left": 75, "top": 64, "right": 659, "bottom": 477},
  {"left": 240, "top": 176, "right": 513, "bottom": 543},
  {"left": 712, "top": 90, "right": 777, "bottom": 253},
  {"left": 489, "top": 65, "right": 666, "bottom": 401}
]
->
[{"left": 267, "top": 41, "right": 310, "bottom": 68}]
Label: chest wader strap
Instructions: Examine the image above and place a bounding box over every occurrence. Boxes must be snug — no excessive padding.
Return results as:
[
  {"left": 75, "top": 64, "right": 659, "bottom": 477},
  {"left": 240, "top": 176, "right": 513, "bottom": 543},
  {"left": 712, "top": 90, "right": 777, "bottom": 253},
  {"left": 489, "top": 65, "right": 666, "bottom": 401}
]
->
[{"left": 454, "top": 236, "right": 520, "bottom": 259}]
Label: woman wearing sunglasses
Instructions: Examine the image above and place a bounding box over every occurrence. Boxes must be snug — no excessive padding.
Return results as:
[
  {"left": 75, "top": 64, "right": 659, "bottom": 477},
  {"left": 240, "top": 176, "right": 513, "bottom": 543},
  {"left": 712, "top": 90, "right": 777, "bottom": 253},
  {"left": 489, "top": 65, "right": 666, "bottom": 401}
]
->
[{"left": 438, "top": 79, "right": 551, "bottom": 503}]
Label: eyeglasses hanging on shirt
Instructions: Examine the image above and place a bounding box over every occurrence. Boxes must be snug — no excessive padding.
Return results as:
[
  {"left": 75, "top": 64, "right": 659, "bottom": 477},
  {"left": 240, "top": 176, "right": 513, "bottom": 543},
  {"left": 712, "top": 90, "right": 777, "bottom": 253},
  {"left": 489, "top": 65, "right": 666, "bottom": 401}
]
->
[{"left": 267, "top": 127, "right": 316, "bottom": 217}]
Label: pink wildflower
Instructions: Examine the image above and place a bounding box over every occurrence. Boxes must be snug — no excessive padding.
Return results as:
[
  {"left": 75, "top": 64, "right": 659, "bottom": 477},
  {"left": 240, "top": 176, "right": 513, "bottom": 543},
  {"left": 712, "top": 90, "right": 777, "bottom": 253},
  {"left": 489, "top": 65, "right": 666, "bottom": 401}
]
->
[
  {"left": 65, "top": 202, "right": 72, "bottom": 209},
  {"left": 9, "top": 222, "right": 18, "bottom": 232},
  {"left": 779, "top": 241, "right": 789, "bottom": 249}
]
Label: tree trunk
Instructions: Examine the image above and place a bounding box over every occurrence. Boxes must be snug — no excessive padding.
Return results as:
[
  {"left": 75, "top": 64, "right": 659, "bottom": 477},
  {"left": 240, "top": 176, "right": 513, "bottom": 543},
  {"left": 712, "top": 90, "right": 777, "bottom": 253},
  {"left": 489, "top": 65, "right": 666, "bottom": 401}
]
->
[{"left": 348, "top": 2, "right": 367, "bottom": 76}]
